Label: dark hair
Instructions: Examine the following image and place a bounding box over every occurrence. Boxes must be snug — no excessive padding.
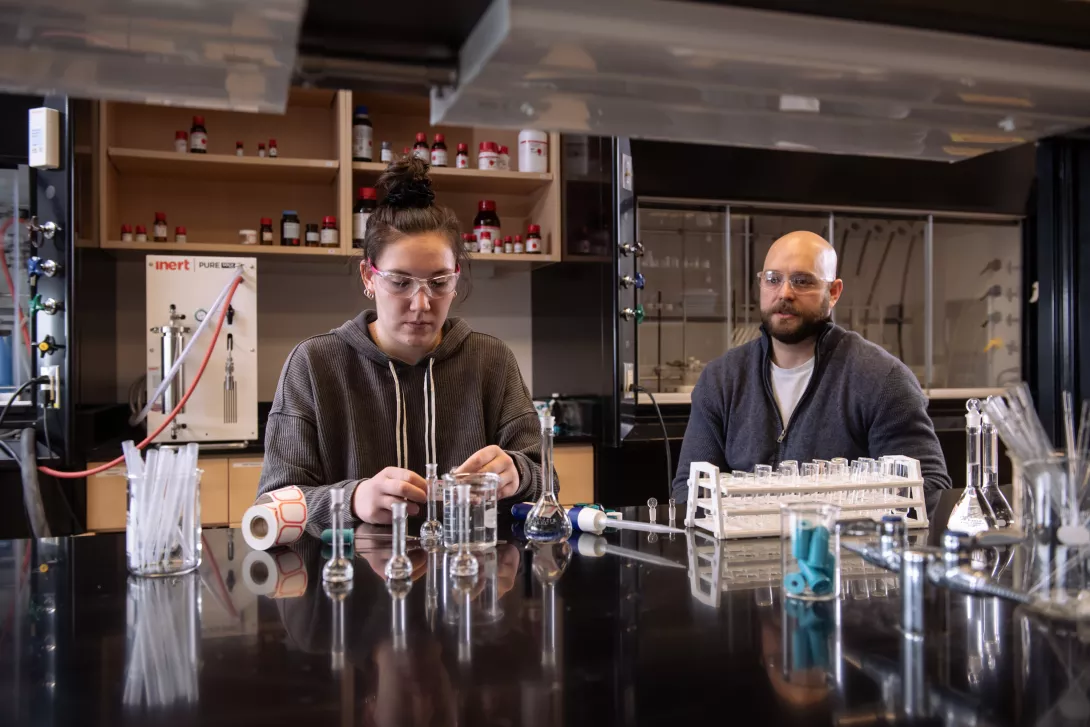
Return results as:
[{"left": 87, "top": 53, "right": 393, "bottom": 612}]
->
[{"left": 363, "top": 156, "right": 467, "bottom": 274}]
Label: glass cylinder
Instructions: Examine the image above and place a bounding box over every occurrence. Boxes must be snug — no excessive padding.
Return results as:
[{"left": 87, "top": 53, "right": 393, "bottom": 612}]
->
[
  {"left": 126, "top": 471, "right": 201, "bottom": 577},
  {"left": 442, "top": 472, "right": 498, "bottom": 550},
  {"left": 781, "top": 503, "right": 841, "bottom": 601}
]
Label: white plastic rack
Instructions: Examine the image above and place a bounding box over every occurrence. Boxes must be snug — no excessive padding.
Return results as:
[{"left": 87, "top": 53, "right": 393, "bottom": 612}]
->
[{"left": 683, "top": 458, "right": 929, "bottom": 540}]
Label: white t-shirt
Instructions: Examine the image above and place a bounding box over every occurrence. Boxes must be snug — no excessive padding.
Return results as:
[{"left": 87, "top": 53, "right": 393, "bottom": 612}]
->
[{"left": 770, "top": 356, "right": 815, "bottom": 427}]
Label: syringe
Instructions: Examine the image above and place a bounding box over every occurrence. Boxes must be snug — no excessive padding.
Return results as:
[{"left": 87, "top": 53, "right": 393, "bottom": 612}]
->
[{"left": 511, "top": 503, "right": 685, "bottom": 535}]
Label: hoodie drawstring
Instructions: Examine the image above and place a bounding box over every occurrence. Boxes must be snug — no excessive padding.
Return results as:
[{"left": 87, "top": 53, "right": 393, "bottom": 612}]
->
[
  {"left": 389, "top": 361, "right": 404, "bottom": 468},
  {"left": 391, "top": 358, "right": 438, "bottom": 471}
]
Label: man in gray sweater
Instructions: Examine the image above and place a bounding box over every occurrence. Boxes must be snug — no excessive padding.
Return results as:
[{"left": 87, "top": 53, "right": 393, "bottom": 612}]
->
[{"left": 671, "top": 231, "right": 951, "bottom": 513}]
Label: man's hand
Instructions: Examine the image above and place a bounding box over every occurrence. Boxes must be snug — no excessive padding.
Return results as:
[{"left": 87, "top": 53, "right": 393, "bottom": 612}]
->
[
  {"left": 352, "top": 467, "right": 427, "bottom": 524},
  {"left": 455, "top": 445, "right": 520, "bottom": 499}
]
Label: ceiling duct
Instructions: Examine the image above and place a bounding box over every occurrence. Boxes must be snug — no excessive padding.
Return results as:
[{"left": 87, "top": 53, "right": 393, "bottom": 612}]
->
[
  {"left": 0, "top": 0, "right": 305, "bottom": 112},
  {"left": 431, "top": 0, "right": 1090, "bottom": 161}
]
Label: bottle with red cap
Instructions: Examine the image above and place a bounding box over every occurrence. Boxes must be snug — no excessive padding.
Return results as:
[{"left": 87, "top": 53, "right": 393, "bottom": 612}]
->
[
  {"left": 526, "top": 224, "right": 542, "bottom": 254},
  {"left": 134, "top": 225, "right": 148, "bottom": 242},
  {"left": 268, "top": 139, "right": 279, "bottom": 158},
  {"left": 320, "top": 216, "right": 339, "bottom": 247},
  {"left": 189, "top": 116, "right": 207, "bottom": 153},
  {"left": 473, "top": 201, "right": 500, "bottom": 249},
  {"left": 478, "top": 142, "right": 499, "bottom": 170},
  {"left": 498, "top": 145, "right": 510, "bottom": 171},
  {"left": 175, "top": 226, "right": 188, "bottom": 243},
  {"left": 477, "top": 231, "right": 493, "bottom": 255},
  {"left": 353, "top": 187, "right": 378, "bottom": 248},
  {"left": 430, "top": 134, "right": 448, "bottom": 167},
  {"left": 503, "top": 235, "right": 513, "bottom": 254},
  {"left": 174, "top": 131, "right": 188, "bottom": 154},
  {"left": 120, "top": 224, "right": 134, "bottom": 242},
  {"left": 235, "top": 141, "right": 244, "bottom": 157},
  {"left": 153, "top": 212, "right": 168, "bottom": 242},
  {"left": 257, "top": 142, "right": 266, "bottom": 158},
  {"left": 413, "top": 133, "right": 430, "bottom": 162},
  {"left": 513, "top": 234, "right": 525, "bottom": 254},
  {"left": 462, "top": 232, "right": 478, "bottom": 253},
  {"left": 455, "top": 143, "right": 469, "bottom": 169},
  {"left": 260, "top": 218, "right": 274, "bottom": 245}
]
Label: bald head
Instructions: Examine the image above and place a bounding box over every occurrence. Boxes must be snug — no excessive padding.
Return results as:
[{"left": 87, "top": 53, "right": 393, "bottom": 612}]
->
[{"left": 764, "top": 231, "right": 838, "bottom": 282}]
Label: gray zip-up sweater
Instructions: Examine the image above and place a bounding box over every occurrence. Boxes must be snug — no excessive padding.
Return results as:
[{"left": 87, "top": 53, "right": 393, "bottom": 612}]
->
[
  {"left": 258, "top": 311, "right": 549, "bottom": 534},
  {"left": 671, "top": 322, "right": 951, "bottom": 513}
]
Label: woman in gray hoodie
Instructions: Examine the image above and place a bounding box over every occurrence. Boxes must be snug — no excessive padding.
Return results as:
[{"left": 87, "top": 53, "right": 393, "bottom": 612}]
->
[{"left": 258, "top": 157, "right": 549, "bottom": 532}]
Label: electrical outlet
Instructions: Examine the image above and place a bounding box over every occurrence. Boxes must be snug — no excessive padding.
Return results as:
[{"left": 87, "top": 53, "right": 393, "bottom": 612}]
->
[
  {"left": 623, "top": 362, "right": 635, "bottom": 397},
  {"left": 40, "top": 365, "right": 60, "bottom": 409}
]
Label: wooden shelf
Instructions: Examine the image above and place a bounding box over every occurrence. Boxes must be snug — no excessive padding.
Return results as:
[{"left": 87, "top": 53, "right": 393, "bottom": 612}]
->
[
  {"left": 101, "top": 240, "right": 348, "bottom": 258},
  {"left": 352, "top": 162, "right": 552, "bottom": 194},
  {"left": 109, "top": 148, "right": 339, "bottom": 183}
]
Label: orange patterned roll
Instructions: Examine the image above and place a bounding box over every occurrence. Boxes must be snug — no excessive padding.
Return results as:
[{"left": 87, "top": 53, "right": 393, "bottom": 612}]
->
[{"left": 241, "top": 485, "right": 308, "bottom": 551}]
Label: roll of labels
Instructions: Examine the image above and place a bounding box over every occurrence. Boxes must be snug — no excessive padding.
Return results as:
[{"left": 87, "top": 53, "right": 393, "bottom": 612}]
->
[{"left": 784, "top": 521, "right": 834, "bottom": 596}]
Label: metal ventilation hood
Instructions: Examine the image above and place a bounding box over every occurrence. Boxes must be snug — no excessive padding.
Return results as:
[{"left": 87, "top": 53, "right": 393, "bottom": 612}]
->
[
  {"left": 0, "top": 0, "right": 305, "bottom": 112},
  {"left": 431, "top": 0, "right": 1090, "bottom": 161}
]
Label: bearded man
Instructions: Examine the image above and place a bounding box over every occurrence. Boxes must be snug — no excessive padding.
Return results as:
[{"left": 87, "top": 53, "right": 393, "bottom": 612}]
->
[{"left": 671, "top": 231, "right": 951, "bottom": 514}]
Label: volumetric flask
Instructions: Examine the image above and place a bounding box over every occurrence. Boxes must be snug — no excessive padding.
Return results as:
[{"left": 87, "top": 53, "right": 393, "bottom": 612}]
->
[{"left": 442, "top": 472, "right": 498, "bottom": 550}]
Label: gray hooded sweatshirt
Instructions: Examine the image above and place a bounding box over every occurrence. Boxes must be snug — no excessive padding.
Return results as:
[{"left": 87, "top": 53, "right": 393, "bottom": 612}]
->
[{"left": 258, "top": 311, "right": 548, "bottom": 534}]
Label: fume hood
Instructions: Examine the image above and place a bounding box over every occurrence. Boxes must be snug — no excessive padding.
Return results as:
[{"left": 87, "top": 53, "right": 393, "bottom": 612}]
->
[{"left": 431, "top": 0, "right": 1090, "bottom": 161}]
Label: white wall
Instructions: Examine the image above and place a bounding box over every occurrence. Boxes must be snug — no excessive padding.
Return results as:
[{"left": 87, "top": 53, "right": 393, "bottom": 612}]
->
[{"left": 114, "top": 257, "right": 533, "bottom": 403}]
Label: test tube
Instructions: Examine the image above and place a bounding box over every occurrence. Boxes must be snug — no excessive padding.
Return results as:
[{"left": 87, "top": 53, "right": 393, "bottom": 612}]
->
[
  {"left": 755, "top": 464, "right": 773, "bottom": 483},
  {"left": 813, "top": 460, "right": 830, "bottom": 479},
  {"left": 779, "top": 460, "right": 800, "bottom": 483},
  {"left": 385, "top": 501, "right": 413, "bottom": 580},
  {"left": 801, "top": 463, "right": 818, "bottom": 483}
]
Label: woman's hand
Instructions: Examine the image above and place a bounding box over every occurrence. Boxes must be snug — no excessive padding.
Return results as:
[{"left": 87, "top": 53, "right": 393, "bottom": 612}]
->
[
  {"left": 455, "top": 446, "right": 520, "bottom": 499},
  {"left": 352, "top": 467, "right": 428, "bottom": 524}
]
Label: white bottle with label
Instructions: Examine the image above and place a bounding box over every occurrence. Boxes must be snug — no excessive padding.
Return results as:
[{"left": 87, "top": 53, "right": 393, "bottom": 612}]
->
[
  {"left": 477, "top": 232, "right": 493, "bottom": 254},
  {"left": 518, "top": 130, "right": 548, "bottom": 173}
]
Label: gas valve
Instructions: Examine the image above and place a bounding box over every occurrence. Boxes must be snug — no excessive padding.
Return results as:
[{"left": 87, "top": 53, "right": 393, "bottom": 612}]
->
[{"left": 619, "top": 273, "right": 645, "bottom": 290}]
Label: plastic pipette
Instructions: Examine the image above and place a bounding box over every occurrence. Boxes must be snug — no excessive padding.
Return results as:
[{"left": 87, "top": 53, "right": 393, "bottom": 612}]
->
[{"left": 511, "top": 503, "right": 685, "bottom": 535}]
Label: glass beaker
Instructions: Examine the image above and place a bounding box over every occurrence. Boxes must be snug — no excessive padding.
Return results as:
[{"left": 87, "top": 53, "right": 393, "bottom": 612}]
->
[
  {"left": 1021, "top": 457, "right": 1090, "bottom": 620},
  {"left": 126, "top": 469, "right": 202, "bottom": 577},
  {"left": 781, "top": 503, "right": 841, "bottom": 601},
  {"left": 442, "top": 472, "right": 498, "bottom": 550}
]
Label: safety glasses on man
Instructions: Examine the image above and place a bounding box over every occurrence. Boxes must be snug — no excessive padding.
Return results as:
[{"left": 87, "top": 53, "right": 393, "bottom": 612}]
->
[
  {"left": 369, "top": 263, "right": 460, "bottom": 298},
  {"left": 757, "top": 269, "right": 828, "bottom": 293}
]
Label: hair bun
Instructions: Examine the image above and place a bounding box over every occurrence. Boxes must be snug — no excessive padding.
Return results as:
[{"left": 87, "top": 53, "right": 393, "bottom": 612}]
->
[{"left": 378, "top": 156, "right": 435, "bottom": 209}]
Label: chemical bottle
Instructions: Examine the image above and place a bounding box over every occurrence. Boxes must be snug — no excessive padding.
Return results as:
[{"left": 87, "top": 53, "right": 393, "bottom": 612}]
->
[
  {"left": 473, "top": 201, "right": 501, "bottom": 247},
  {"left": 503, "top": 235, "right": 513, "bottom": 254},
  {"left": 189, "top": 116, "right": 207, "bottom": 153},
  {"left": 257, "top": 143, "right": 266, "bottom": 158},
  {"left": 260, "top": 218, "right": 274, "bottom": 245},
  {"left": 320, "top": 217, "right": 339, "bottom": 247},
  {"left": 478, "top": 142, "right": 498, "bottom": 170},
  {"left": 413, "top": 133, "right": 430, "bottom": 162},
  {"left": 526, "top": 224, "right": 542, "bottom": 253},
  {"left": 235, "top": 141, "right": 244, "bottom": 157},
  {"left": 431, "top": 134, "right": 448, "bottom": 167},
  {"left": 153, "top": 212, "right": 168, "bottom": 242},
  {"left": 353, "top": 106, "right": 373, "bottom": 162},
  {"left": 353, "top": 188, "right": 377, "bottom": 248},
  {"left": 175, "top": 226, "right": 187, "bottom": 243},
  {"left": 455, "top": 143, "right": 469, "bottom": 169},
  {"left": 174, "top": 131, "right": 188, "bottom": 153},
  {"left": 498, "top": 145, "right": 510, "bottom": 171},
  {"left": 268, "top": 139, "right": 279, "bottom": 158},
  {"left": 281, "top": 210, "right": 301, "bottom": 246},
  {"left": 305, "top": 223, "right": 320, "bottom": 247},
  {"left": 120, "top": 224, "right": 133, "bottom": 242},
  {"left": 477, "top": 231, "right": 493, "bottom": 255},
  {"left": 380, "top": 141, "right": 393, "bottom": 163},
  {"left": 134, "top": 225, "right": 148, "bottom": 242},
  {"left": 513, "top": 234, "right": 524, "bottom": 253}
]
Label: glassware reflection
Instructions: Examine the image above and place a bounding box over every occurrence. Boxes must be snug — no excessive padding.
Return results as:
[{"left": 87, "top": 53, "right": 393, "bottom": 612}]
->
[
  {"left": 387, "top": 578, "right": 411, "bottom": 653},
  {"left": 123, "top": 573, "right": 200, "bottom": 709},
  {"left": 530, "top": 541, "right": 572, "bottom": 671},
  {"left": 324, "top": 578, "right": 351, "bottom": 671}
]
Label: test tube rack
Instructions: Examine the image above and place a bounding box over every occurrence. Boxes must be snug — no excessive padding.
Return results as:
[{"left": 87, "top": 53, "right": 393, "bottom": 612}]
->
[
  {"left": 683, "top": 458, "right": 929, "bottom": 540},
  {"left": 685, "top": 529, "right": 900, "bottom": 608}
]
